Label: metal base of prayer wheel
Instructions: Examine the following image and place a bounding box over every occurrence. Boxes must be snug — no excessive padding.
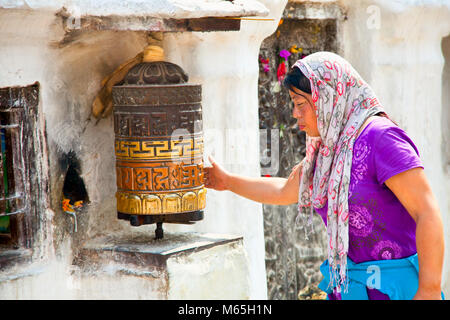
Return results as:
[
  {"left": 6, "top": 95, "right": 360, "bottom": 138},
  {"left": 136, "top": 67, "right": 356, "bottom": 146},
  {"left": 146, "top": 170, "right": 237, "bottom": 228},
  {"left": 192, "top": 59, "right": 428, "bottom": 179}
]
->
[{"left": 117, "top": 211, "right": 204, "bottom": 239}]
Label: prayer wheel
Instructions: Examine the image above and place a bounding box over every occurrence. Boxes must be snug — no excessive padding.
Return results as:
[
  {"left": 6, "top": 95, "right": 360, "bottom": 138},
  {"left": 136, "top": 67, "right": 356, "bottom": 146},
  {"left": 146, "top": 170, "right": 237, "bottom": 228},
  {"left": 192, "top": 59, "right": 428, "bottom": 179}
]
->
[{"left": 112, "top": 61, "right": 205, "bottom": 238}]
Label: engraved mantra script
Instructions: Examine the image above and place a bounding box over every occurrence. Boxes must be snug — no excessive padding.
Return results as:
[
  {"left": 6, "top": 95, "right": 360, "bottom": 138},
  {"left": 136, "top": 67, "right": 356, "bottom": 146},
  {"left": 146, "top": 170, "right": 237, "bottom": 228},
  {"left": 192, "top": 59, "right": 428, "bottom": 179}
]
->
[
  {"left": 112, "top": 86, "right": 201, "bottom": 107},
  {"left": 114, "top": 109, "right": 202, "bottom": 137},
  {"left": 116, "top": 163, "right": 203, "bottom": 191}
]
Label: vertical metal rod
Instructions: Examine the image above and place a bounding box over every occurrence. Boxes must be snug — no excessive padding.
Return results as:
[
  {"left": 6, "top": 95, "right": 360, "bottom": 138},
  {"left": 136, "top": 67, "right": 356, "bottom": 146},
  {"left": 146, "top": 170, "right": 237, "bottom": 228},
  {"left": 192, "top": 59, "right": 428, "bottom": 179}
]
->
[{"left": 155, "top": 222, "right": 163, "bottom": 239}]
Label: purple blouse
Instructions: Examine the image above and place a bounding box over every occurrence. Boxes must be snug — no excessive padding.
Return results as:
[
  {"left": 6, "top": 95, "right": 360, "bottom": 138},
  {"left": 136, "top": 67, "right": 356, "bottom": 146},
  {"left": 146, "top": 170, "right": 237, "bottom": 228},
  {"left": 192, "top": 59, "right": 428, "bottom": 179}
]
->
[
  {"left": 315, "top": 116, "right": 422, "bottom": 263},
  {"left": 314, "top": 116, "right": 423, "bottom": 299}
]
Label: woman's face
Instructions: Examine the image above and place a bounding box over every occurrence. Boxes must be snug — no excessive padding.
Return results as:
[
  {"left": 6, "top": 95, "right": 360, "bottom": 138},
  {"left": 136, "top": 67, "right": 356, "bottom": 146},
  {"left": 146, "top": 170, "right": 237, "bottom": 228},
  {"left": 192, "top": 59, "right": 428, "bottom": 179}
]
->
[{"left": 288, "top": 86, "right": 320, "bottom": 137}]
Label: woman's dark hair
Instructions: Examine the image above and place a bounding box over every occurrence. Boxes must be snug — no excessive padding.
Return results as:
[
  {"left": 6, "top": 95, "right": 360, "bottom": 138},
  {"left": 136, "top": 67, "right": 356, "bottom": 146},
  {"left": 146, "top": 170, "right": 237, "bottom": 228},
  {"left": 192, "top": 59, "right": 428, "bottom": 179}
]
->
[
  {"left": 282, "top": 66, "right": 312, "bottom": 94},
  {"left": 375, "top": 111, "right": 399, "bottom": 126},
  {"left": 282, "top": 66, "right": 399, "bottom": 127}
]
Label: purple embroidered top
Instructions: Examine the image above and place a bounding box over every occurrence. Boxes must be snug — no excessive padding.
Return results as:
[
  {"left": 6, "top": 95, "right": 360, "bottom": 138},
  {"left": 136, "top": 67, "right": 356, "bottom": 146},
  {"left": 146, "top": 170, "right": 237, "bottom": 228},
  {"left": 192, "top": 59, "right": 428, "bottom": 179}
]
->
[{"left": 314, "top": 116, "right": 422, "bottom": 264}]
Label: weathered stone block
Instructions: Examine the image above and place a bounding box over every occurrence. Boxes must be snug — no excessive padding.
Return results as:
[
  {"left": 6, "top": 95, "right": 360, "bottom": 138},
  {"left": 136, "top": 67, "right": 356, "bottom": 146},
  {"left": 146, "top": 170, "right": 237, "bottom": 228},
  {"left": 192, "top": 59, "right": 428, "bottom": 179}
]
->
[{"left": 72, "top": 232, "right": 250, "bottom": 299}]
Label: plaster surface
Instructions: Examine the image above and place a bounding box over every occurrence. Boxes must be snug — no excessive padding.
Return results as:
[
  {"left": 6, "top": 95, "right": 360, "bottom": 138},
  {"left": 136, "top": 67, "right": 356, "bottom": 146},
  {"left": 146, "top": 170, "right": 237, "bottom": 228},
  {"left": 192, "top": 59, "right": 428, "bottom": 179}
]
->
[
  {"left": 0, "top": 0, "right": 287, "bottom": 300},
  {"left": 0, "top": 0, "right": 269, "bottom": 19}
]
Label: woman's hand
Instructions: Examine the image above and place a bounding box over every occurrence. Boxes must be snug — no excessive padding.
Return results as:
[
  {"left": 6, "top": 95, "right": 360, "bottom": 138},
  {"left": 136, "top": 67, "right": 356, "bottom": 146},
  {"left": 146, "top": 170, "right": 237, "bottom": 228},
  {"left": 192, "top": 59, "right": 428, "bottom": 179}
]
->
[{"left": 203, "top": 155, "right": 230, "bottom": 191}]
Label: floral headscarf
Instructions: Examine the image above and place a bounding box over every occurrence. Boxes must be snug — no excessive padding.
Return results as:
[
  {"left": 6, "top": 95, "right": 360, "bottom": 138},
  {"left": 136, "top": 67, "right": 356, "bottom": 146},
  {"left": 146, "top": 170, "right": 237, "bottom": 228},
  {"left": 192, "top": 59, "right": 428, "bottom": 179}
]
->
[{"left": 293, "top": 52, "right": 385, "bottom": 292}]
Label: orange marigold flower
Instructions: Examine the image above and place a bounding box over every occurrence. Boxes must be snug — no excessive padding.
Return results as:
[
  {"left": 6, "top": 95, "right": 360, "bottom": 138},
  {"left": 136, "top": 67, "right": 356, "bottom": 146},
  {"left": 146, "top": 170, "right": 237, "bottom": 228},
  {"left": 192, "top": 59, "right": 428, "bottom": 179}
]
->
[
  {"left": 62, "top": 198, "right": 74, "bottom": 212},
  {"left": 73, "top": 200, "right": 83, "bottom": 208}
]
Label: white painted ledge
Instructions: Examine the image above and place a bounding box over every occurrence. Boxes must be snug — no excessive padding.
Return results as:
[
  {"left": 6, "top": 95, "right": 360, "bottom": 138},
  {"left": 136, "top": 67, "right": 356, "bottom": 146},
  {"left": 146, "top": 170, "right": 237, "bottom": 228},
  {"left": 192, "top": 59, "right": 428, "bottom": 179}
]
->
[{"left": 0, "top": 0, "right": 269, "bottom": 19}]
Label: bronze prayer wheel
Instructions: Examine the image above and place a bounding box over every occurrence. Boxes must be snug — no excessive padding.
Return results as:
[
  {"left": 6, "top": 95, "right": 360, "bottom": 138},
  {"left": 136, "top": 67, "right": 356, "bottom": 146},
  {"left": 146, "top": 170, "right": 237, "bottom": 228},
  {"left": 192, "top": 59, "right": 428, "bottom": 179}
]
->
[{"left": 112, "top": 61, "right": 205, "bottom": 238}]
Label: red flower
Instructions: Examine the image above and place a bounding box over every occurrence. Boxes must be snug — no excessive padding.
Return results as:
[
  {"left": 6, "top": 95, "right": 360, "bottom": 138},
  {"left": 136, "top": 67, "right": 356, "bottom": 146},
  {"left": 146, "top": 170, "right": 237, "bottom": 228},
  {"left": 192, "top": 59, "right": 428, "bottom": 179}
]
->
[{"left": 277, "top": 62, "right": 286, "bottom": 82}]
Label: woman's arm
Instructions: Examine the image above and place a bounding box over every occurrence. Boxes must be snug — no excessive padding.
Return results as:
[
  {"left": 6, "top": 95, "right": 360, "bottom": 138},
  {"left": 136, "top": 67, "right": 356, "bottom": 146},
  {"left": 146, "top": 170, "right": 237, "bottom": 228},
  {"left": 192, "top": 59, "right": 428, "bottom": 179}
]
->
[
  {"left": 203, "top": 155, "right": 302, "bottom": 205},
  {"left": 384, "top": 167, "right": 444, "bottom": 300}
]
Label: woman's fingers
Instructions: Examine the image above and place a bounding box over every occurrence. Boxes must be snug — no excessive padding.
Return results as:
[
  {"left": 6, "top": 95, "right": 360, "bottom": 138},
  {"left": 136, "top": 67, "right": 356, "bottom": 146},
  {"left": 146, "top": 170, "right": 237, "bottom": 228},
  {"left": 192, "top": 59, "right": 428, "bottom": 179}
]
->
[
  {"left": 203, "top": 164, "right": 220, "bottom": 190},
  {"left": 203, "top": 168, "right": 209, "bottom": 185},
  {"left": 203, "top": 167, "right": 213, "bottom": 188},
  {"left": 205, "top": 155, "right": 216, "bottom": 188},
  {"left": 208, "top": 154, "right": 217, "bottom": 167},
  {"left": 204, "top": 154, "right": 228, "bottom": 191}
]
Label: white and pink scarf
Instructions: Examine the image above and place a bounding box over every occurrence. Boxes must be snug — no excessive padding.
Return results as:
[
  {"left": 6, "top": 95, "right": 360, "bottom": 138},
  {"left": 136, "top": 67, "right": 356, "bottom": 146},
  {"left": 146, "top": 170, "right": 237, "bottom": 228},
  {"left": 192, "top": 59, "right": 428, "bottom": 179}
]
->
[{"left": 293, "top": 52, "right": 385, "bottom": 292}]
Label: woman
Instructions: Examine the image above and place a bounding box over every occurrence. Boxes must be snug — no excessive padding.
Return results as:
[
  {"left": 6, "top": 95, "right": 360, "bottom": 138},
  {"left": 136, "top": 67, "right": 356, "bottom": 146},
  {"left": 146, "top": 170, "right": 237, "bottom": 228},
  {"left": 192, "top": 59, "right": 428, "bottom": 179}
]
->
[{"left": 204, "top": 51, "right": 444, "bottom": 300}]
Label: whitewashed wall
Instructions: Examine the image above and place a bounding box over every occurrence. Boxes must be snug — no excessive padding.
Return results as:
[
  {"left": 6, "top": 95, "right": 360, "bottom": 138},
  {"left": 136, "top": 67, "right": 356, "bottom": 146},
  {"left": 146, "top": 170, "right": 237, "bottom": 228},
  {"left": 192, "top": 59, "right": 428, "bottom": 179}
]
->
[
  {"left": 338, "top": 0, "right": 450, "bottom": 297},
  {"left": 0, "top": 0, "right": 287, "bottom": 299}
]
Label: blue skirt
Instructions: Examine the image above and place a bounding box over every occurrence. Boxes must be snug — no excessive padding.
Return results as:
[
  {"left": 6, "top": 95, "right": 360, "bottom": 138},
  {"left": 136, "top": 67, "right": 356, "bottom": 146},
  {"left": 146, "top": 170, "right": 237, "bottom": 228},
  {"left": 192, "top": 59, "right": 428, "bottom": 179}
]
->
[{"left": 318, "top": 253, "right": 445, "bottom": 300}]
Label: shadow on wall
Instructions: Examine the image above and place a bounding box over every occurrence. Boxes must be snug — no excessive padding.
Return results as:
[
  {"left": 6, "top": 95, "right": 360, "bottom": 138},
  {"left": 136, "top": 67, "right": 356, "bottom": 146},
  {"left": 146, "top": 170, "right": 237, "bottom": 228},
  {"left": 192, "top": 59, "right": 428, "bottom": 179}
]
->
[{"left": 442, "top": 35, "right": 450, "bottom": 174}]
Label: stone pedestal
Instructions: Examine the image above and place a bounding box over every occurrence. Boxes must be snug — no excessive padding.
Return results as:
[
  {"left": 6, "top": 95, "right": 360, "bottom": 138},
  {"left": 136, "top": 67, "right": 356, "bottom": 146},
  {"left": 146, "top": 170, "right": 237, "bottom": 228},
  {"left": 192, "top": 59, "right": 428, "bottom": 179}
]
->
[{"left": 72, "top": 232, "right": 250, "bottom": 299}]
